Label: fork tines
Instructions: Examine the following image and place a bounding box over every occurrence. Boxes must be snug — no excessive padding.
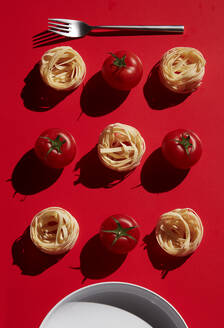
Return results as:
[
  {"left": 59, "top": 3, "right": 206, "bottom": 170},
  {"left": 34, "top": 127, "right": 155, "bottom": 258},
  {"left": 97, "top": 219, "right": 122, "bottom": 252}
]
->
[{"left": 48, "top": 19, "right": 70, "bottom": 35}]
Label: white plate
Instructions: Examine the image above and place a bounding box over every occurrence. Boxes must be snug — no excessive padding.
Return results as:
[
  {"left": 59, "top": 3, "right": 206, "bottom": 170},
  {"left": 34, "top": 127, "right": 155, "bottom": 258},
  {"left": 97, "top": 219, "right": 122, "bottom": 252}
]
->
[
  {"left": 40, "top": 282, "right": 188, "bottom": 328},
  {"left": 41, "top": 302, "right": 153, "bottom": 328}
]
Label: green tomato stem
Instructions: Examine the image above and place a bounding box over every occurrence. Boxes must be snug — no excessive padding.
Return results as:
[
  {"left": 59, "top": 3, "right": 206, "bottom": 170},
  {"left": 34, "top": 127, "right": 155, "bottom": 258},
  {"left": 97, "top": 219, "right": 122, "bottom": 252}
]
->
[
  {"left": 175, "top": 134, "right": 193, "bottom": 155},
  {"left": 110, "top": 53, "right": 127, "bottom": 68},
  {"left": 102, "top": 217, "right": 136, "bottom": 246},
  {"left": 41, "top": 135, "right": 66, "bottom": 158}
]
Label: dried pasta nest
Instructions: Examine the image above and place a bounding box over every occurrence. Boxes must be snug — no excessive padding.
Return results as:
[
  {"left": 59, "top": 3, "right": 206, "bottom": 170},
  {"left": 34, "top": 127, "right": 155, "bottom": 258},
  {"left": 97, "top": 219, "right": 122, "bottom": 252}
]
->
[
  {"left": 159, "top": 47, "right": 206, "bottom": 94},
  {"left": 40, "top": 46, "right": 86, "bottom": 91},
  {"left": 98, "top": 123, "right": 146, "bottom": 172},
  {"left": 30, "top": 207, "right": 79, "bottom": 255},
  {"left": 156, "top": 208, "right": 203, "bottom": 257}
]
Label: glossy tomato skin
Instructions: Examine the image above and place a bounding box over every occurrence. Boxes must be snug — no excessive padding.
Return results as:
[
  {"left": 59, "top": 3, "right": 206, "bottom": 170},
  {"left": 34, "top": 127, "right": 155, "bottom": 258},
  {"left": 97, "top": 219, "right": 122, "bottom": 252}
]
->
[
  {"left": 102, "top": 51, "right": 143, "bottom": 91},
  {"left": 162, "top": 129, "right": 202, "bottom": 170},
  {"left": 99, "top": 214, "right": 140, "bottom": 254},
  {"left": 34, "top": 128, "right": 76, "bottom": 169}
]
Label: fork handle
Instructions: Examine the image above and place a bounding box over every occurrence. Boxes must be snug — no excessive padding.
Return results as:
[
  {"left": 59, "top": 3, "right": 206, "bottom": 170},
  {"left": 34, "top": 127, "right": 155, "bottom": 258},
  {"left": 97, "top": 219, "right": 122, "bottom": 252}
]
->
[{"left": 91, "top": 25, "right": 184, "bottom": 33}]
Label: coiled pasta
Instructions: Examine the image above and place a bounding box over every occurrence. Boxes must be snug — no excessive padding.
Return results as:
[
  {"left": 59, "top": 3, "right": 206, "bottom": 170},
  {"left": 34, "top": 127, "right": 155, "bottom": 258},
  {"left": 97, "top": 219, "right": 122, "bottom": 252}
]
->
[
  {"left": 156, "top": 208, "right": 203, "bottom": 257},
  {"left": 159, "top": 47, "right": 206, "bottom": 94},
  {"left": 30, "top": 207, "right": 79, "bottom": 255},
  {"left": 40, "top": 46, "right": 86, "bottom": 91},
  {"left": 98, "top": 123, "right": 146, "bottom": 172}
]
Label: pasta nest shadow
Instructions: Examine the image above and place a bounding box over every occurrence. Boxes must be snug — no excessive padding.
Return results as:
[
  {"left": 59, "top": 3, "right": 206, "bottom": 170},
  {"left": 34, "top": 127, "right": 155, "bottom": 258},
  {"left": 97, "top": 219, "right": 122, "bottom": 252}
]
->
[
  {"left": 143, "top": 62, "right": 191, "bottom": 110},
  {"left": 12, "top": 227, "right": 65, "bottom": 275},
  {"left": 73, "top": 145, "right": 132, "bottom": 189},
  {"left": 143, "top": 229, "right": 191, "bottom": 279},
  {"left": 21, "top": 63, "right": 74, "bottom": 112}
]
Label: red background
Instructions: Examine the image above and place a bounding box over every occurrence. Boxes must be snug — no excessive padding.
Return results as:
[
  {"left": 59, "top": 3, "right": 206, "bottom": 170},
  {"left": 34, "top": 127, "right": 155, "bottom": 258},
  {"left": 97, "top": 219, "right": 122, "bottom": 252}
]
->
[{"left": 1, "top": 0, "right": 223, "bottom": 327}]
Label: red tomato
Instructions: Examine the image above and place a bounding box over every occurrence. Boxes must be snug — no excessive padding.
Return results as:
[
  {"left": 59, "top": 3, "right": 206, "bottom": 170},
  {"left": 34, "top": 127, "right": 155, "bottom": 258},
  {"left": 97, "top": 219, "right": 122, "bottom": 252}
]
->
[
  {"left": 162, "top": 129, "right": 202, "bottom": 169},
  {"left": 99, "top": 214, "right": 140, "bottom": 254},
  {"left": 34, "top": 128, "right": 76, "bottom": 169},
  {"left": 101, "top": 51, "right": 143, "bottom": 91}
]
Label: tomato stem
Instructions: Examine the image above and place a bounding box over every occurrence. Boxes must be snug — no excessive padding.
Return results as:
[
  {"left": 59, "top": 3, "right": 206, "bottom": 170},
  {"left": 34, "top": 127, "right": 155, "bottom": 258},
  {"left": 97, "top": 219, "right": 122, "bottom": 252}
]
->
[
  {"left": 102, "top": 217, "right": 136, "bottom": 246},
  {"left": 109, "top": 53, "right": 126, "bottom": 68},
  {"left": 40, "top": 135, "right": 66, "bottom": 157},
  {"left": 175, "top": 134, "right": 193, "bottom": 155}
]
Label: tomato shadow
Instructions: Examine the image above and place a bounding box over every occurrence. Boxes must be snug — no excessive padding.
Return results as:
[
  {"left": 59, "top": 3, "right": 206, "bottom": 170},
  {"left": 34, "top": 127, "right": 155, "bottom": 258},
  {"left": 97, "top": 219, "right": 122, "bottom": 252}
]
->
[
  {"left": 12, "top": 226, "right": 65, "bottom": 275},
  {"left": 70, "top": 234, "right": 127, "bottom": 282},
  {"left": 140, "top": 147, "right": 189, "bottom": 193},
  {"left": 8, "top": 149, "right": 63, "bottom": 197},
  {"left": 80, "top": 71, "right": 129, "bottom": 117},
  {"left": 143, "top": 229, "right": 191, "bottom": 279},
  {"left": 73, "top": 145, "right": 132, "bottom": 189},
  {"left": 21, "top": 63, "right": 74, "bottom": 112},
  {"left": 143, "top": 62, "right": 190, "bottom": 110}
]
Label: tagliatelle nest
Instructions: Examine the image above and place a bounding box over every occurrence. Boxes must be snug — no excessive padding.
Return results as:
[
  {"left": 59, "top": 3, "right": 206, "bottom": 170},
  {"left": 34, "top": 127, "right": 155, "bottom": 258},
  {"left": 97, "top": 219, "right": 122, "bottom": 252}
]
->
[
  {"left": 30, "top": 207, "right": 79, "bottom": 255},
  {"left": 40, "top": 46, "right": 86, "bottom": 91},
  {"left": 156, "top": 208, "right": 203, "bottom": 257},
  {"left": 98, "top": 123, "right": 146, "bottom": 172},
  {"left": 159, "top": 47, "right": 206, "bottom": 94}
]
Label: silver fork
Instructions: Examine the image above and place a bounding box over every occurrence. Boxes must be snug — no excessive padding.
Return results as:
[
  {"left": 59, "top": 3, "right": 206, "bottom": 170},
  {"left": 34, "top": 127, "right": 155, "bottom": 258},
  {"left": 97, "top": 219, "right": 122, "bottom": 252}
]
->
[{"left": 48, "top": 19, "right": 184, "bottom": 38}]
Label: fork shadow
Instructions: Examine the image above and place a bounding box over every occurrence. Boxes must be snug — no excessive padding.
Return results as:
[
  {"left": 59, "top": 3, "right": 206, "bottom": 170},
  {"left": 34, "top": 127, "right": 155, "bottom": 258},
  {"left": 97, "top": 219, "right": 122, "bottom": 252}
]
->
[
  {"left": 143, "top": 62, "right": 191, "bottom": 110},
  {"left": 73, "top": 145, "right": 132, "bottom": 189},
  {"left": 12, "top": 226, "right": 65, "bottom": 275},
  {"left": 89, "top": 30, "right": 184, "bottom": 37},
  {"left": 32, "top": 30, "right": 73, "bottom": 48},
  {"left": 143, "top": 230, "right": 191, "bottom": 279},
  {"left": 21, "top": 63, "right": 74, "bottom": 111},
  {"left": 32, "top": 28, "right": 183, "bottom": 48}
]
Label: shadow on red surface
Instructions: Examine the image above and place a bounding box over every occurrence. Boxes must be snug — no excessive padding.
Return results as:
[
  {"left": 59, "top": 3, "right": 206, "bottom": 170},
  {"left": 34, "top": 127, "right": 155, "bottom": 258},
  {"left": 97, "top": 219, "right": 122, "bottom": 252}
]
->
[
  {"left": 74, "top": 145, "right": 132, "bottom": 188},
  {"left": 140, "top": 147, "right": 189, "bottom": 193},
  {"left": 143, "top": 62, "right": 191, "bottom": 110},
  {"left": 70, "top": 234, "right": 127, "bottom": 283},
  {"left": 21, "top": 63, "right": 74, "bottom": 111},
  {"left": 32, "top": 29, "right": 181, "bottom": 48},
  {"left": 32, "top": 30, "right": 72, "bottom": 48},
  {"left": 12, "top": 227, "right": 65, "bottom": 275},
  {"left": 143, "top": 229, "right": 191, "bottom": 279},
  {"left": 89, "top": 30, "right": 183, "bottom": 37},
  {"left": 80, "top": 71, "right": 129, "bottom": 117},
  {"left": 8, "top": 149, "right": 63, "bottom": 197}
]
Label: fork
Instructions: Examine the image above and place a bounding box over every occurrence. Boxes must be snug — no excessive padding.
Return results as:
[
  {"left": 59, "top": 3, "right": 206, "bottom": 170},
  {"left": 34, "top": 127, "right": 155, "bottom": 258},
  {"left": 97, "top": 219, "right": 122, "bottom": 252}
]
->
[{"left": 48, "top": 19, "right": 184, "bottom": 38}]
